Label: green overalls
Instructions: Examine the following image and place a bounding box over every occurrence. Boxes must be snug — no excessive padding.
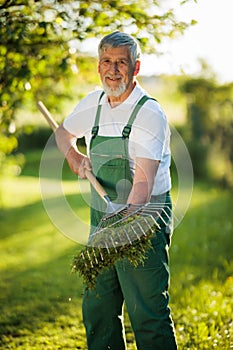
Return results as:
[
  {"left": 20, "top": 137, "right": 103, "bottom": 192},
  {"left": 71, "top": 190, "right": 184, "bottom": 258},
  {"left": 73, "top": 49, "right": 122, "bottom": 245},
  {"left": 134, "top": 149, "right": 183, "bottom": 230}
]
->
[{"left": 82, "top": 93, "right": 177, "bottom": 350}]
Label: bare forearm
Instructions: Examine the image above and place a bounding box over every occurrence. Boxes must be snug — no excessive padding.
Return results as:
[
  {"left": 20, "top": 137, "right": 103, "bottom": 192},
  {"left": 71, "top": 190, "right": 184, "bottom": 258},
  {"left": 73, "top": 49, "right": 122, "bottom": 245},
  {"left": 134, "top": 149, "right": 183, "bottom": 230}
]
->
[
  {"left": 55, "top": 124, "right": 77, "bottom": 155},
  {"left": 55, "top": 124, "right": 91, "bottom": 177},
  {"left": 127, "top": 158, "right": 159, "bottom": 205},
  {"left": 127, "top": 181, "right": 152, "bottom": 205}
]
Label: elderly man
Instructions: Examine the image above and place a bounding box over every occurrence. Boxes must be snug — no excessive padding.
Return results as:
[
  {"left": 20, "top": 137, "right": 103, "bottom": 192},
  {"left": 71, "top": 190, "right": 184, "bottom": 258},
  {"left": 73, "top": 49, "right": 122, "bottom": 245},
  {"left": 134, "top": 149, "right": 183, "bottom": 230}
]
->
[{"left": 55, "top": 31, "right": 177, "bottom": 350}]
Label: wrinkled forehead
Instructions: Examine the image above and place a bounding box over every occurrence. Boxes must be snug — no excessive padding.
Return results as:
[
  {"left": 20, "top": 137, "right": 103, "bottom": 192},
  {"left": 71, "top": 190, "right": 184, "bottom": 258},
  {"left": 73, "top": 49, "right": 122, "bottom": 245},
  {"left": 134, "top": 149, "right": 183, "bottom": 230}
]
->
[{"left": 99, "top": 45, "right": 131, "bottom": 59}]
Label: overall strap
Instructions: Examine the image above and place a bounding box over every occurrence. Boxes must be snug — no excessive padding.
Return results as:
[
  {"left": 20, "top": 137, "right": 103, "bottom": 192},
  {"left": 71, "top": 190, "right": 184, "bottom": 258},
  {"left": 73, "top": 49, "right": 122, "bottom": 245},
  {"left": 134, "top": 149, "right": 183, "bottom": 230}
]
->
[
  {"left": 122, "top": 95, "right": 156, "bottom": 139},
  {"left": 91, "top": 91, "right": 105, "bottom": 138},
  {"left": 92, "top": 92, "right": 156, "bottom": 139}
]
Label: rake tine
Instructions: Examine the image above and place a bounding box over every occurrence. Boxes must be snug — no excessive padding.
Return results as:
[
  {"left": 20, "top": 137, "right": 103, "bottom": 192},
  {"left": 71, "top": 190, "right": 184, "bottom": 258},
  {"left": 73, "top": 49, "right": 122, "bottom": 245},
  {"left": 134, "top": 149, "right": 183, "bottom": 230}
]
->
[
  {"left": 143, "top": 216, "right": 159, "bottom": 233},
  {"left": 81, "top": 251, "right": 88, "bottom": 268},
  {"left": 123, "top": 228, "right": 132, "bottom": 245},
  {"left": 136, "top": 221, "right": 147, "bottom": 236},
  {"left": 152, "top": 212, "right": 162, "bottom": 228},
  {"left": 110, "top": 236, "right": 118, "bottom": 253},
  {"left": 153, "top": 211, "right": 162, "bottom": 228},
  {"left": 104, "top": 241, "right": 110, "bottom": 254},
  {"left": 160, "top": 207, "right": 170, "bottom": 220},
  {"left": 158, "top": 214, "right": 167, "bottom": 226},
  {"left": 98, "top": 247, "right": 104, "bottom": 261},
  {"left": 116, "top": 231, "right": 122, "bottom": 246},
  {"left": 152, "top": 210, "right": 167, "bottom": 226},
  {"left": 145, "top": 204, "right": 178, "bottom": 229},
  {"left": 92, "top": 247, "right": 99, "bottom": 265},
  {"left": 86, "top": 249, "right": 94, "bottom": 268},
  {"left": 131, "top": 224, "right": 141, "bottom": 240},
  {"left": 143, "top": 209, "right": 160, "bottom": 223}
]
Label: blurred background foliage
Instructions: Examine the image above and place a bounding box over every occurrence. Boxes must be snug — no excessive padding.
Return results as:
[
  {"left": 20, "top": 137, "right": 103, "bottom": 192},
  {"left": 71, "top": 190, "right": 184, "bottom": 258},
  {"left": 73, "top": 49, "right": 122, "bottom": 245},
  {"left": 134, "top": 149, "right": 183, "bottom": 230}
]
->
[
  {"left": 180, "top": 76, "right": 233, "bottom": 187},
  {"left": 0, "top": 0, "right": 232, "bottom": 189}
]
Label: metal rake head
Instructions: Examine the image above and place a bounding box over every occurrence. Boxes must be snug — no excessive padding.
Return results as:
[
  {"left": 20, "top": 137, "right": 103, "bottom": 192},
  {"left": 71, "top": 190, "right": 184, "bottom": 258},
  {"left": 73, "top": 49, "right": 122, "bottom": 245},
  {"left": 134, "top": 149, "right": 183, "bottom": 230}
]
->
[
  {"left": 72, "top": 202, "right": 173, "bottom": 289},
  {"left": 90, "top": 202, "right": 172, "bottom": 248}
]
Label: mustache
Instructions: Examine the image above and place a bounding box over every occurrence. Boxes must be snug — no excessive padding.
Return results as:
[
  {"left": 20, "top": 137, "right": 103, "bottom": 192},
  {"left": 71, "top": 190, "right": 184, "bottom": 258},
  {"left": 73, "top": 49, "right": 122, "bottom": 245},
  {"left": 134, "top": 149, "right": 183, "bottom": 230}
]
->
[{"left": 104, "top": 74, "right": 122, "bottom": 80}]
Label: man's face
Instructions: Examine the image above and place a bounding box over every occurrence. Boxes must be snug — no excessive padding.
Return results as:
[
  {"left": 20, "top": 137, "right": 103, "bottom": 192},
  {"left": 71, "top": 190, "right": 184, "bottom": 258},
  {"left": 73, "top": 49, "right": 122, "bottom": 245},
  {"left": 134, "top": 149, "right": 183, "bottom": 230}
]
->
[{"left": 98, "top": 46, "right": 139, "bottom": 98}]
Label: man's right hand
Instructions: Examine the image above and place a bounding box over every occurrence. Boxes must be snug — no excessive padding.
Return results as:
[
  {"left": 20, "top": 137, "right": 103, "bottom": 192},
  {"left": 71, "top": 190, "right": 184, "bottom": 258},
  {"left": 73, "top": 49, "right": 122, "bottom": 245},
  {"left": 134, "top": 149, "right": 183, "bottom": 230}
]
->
[{"left": 66, "top": 148, "right": 92, "bottom": 179}]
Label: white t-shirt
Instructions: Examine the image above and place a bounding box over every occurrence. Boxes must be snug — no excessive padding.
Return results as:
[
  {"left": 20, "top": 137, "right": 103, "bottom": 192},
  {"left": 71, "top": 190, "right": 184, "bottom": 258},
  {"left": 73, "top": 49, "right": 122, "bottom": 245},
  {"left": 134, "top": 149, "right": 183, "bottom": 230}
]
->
[{"left": 63, "top": 83, "right": 171, "bottom": 195}]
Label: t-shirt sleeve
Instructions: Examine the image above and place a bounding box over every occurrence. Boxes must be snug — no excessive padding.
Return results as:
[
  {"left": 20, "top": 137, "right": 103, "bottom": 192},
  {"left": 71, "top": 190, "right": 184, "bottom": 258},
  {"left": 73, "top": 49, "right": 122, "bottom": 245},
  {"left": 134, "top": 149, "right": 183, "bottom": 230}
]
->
[
  {"left": 63, "top": 90, "right": 102, "bottom": 138},
  {"left": 132, "top": 101, "right": 169, "bottom": 160}
]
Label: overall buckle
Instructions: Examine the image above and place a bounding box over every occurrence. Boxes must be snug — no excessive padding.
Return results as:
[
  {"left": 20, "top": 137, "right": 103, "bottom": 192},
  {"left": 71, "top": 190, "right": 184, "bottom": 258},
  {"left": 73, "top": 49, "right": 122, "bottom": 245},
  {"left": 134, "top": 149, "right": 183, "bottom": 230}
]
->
[
  {"left": 92, "top": 126, "right": 99, "bottom": 138},
  {"left": 122, "top": 125, "right": 131, "bottom": 139}
]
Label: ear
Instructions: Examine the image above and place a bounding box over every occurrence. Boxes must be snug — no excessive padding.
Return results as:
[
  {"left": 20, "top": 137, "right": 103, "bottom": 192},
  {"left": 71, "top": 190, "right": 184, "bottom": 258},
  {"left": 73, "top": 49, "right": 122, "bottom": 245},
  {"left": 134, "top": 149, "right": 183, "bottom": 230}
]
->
[
  {"left": 133, "top": 60, "right": 141, "bottom": 76},
  {"left": 98, "top": 61, "right": 100, "bottom": 73}
]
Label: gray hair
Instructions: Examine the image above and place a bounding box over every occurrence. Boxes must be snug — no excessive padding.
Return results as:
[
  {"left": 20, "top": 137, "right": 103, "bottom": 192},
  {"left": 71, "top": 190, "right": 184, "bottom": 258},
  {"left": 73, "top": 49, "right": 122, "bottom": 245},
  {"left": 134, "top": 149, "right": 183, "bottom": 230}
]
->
[{"left": 98, "top": 31, "right": 141, "bottom": 66}]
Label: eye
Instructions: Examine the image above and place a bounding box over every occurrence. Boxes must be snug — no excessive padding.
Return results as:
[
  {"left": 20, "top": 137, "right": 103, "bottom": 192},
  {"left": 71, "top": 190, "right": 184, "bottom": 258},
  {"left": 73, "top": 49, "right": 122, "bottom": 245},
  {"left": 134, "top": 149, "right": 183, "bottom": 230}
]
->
[
  {"left": 100, "top": 59, "right": 111, "bottom": 66},
  {"left": 119, "top": 59, "right": 128, "bottom": 66},
  {"left": 121, "top": 60, "right": 127, "bottom": 64}
]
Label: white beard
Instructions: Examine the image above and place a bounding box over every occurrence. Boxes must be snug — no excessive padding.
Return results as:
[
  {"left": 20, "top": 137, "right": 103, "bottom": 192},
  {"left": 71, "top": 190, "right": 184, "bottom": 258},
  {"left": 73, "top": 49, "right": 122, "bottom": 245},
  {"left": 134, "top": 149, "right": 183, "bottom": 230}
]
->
[{"left": 102, "top": 77, "right": 127, "bottom": 97}]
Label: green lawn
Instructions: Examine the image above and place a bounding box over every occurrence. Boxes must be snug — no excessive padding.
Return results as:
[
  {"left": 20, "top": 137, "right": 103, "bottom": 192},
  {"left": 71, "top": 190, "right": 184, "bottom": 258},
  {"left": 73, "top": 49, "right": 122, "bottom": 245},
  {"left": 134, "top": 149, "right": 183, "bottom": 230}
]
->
[{"left": 0, "top": 150, "right": 232, "bottom": 349}]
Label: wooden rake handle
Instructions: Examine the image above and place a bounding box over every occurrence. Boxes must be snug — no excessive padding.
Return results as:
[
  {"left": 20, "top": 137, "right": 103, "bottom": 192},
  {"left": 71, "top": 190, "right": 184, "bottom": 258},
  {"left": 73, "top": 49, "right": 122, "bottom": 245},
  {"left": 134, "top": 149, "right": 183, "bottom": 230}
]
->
[{"left": 37, "top": 101, "right": 109, "bottom": 202}]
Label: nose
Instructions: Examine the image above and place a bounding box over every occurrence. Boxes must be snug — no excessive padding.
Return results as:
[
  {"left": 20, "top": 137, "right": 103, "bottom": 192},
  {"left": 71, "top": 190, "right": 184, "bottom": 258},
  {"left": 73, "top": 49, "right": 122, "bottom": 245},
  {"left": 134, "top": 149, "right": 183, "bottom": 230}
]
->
[{"left": 109, "top": 61, "right": 120, "bottom": 73}]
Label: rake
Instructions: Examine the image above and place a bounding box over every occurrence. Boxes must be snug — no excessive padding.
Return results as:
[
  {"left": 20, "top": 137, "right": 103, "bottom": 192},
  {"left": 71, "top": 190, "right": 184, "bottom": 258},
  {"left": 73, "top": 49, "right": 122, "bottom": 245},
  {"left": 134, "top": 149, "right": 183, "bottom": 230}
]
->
[
  {"left": 72, "top": 202, "right": 172, "bottom": 289},
  {"left": 37, "top": 101, "right": 172, "bottom": 289}
]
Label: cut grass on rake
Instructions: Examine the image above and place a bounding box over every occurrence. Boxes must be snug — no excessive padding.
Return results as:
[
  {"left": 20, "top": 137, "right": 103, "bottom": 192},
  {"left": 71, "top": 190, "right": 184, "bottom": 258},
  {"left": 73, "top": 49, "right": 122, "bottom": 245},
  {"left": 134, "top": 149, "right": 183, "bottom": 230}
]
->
[{"left": 72, "top": 203, "right": 171, "bottom": 289}]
